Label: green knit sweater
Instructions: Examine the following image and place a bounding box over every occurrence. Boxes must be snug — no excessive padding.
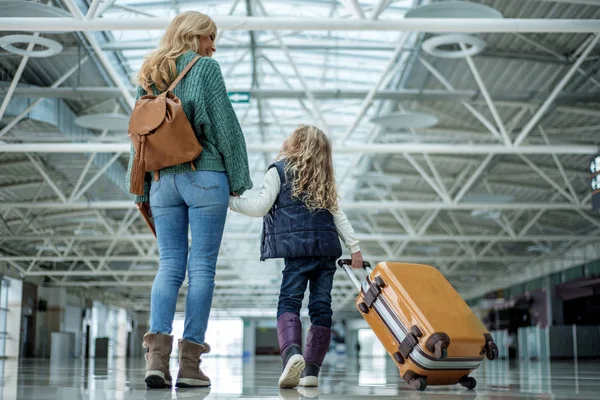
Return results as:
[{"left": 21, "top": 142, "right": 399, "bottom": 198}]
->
[{"left": 126, "top": 52, "right": 253, "bottom": 203}]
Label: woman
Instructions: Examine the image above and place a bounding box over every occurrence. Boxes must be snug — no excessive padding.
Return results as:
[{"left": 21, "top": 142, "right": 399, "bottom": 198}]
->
[{"left": 126, "top": 11, "right": 253, "bottom": 389}]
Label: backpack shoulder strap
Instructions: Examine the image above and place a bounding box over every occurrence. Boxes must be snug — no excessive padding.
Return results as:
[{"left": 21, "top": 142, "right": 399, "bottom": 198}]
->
[{"left": 167, "top": 55, "right": 201, "bottom": 92}]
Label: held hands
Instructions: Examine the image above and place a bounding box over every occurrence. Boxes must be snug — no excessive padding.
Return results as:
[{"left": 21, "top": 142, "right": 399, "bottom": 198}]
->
[{"left": 351, "top": 251, "right": 364, "bottom": 269}]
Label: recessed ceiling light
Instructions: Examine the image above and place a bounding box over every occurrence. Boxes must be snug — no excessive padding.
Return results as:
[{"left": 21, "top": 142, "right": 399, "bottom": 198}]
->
[
  {"left": 370, "top": 112, "right": 438, "bottom": 129},
  {"left": 0, "top": 35, "right": 63, "bottom": 58},
  {"left": 413, "top": 245, "right": 442, "bottom": 255},
  {"left": 422, "top": 34, "right": 487, "bottom": 59},
  {"left": 406, "top": 1, "right": 502, "bottom": 59},
  {"left": 405, "top": 1, "right": 503, "bottom": 19},
  {"left": 74, "top": 113, "right": 130, "bottom": 131},
  {"left": 527, "top": 245, "right": 552, "bottom": 254},
  {"left": 470, "top": 209, "right": 502, "bottom": 219},
  {"left": 353, "top": 172, "right": 403, "bottom": 185},
  {"left": 462, "top": 194, "right": 514, "bottom": 204}
]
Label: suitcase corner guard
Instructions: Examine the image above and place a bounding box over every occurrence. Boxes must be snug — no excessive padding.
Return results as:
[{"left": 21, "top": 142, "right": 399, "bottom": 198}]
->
[{"left": 358, "top": 275, "right": 386, "bottom": 314}]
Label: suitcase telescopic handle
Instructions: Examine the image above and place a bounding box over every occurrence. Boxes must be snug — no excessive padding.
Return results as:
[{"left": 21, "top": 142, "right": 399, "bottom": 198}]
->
[
  {"left": 337, "top": 259, "right": 373, "bottom": 292},
  {"left": 337, "top": 259, "right": 372, "bottom": 271}
]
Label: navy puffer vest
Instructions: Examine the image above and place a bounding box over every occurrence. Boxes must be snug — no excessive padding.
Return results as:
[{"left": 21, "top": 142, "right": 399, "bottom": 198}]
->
[{"left": 260, "top": 161, "right": 342, "bottom": 261}]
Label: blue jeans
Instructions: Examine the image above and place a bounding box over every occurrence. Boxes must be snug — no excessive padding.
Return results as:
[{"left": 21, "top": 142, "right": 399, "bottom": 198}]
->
[
  {"left": 277, "top": 257, "right": 337, "bottom": 328},
  {"left": 149, "top": 170, "right": 229, "bottom": 344}
]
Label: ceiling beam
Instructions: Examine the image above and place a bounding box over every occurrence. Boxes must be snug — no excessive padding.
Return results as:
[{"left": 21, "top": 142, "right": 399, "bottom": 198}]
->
[
  {"left": 0, "top": 143, "right": 596, "bottom": 155},
  {"left": 1, "top": 17, "right": 599, "bottom": 33},
  {"left": 6, "top": 86, "right": 600, "bottom": 106}
]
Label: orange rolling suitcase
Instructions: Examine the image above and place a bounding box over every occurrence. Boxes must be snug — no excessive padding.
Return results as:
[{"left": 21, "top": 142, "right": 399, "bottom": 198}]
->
[{"left": 338, "top": 260, "right": 497, "bottom": 391}]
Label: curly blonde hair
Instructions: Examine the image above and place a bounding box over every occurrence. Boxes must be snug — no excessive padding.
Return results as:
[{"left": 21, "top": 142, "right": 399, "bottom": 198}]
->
[
  {"left": 280, "top": 125, "right": 338, "bottom": 213},
  {"left": 137, "top": 11, "right": 217, "bottom": 92}
]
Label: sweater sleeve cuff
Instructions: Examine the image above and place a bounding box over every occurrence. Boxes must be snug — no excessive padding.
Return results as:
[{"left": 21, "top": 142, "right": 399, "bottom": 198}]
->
[
  {"left": 232, "top": 186, "right": 248, "bottom": 196},
  {"left": 134, "top": 195, "right": 148, "bottom": 204},
  {"left": 349, "top": 244, "right": 361, "bottom": 254}
]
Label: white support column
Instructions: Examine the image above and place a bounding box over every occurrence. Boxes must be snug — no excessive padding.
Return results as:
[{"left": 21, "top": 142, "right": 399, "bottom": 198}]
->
[
  {"left": 0, "top": 33, "right": 39, "bottom": 122},
  {"left": 514, "top": 34, "right": 600, "bottom": 146}
]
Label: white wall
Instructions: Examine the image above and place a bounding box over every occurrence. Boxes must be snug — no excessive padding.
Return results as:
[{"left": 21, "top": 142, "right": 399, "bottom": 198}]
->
[
  {"left": 5, "top": 278, "right": 23, "bottom": 358},
  {"left": 64, "top": 305, "right": 83, "bottom": 358},
  {"left": 35, "top": 287, "right": 67, "bottom": 358}
]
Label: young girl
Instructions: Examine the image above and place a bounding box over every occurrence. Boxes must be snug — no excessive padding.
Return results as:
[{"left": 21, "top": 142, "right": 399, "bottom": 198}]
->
[{"left": 229, "top": 125, "right": 364, "bottom": 388}]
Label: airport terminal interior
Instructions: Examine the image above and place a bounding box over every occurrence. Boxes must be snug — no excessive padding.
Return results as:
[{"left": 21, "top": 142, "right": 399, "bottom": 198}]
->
[{"left": 1, "top": 0, "right": 600, "bottom": 399}]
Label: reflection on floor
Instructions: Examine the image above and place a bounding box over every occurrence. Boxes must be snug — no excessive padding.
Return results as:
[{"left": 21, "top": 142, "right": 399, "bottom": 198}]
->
[{"left": 2, "top": 353, "right": 599, "bottom": 399}]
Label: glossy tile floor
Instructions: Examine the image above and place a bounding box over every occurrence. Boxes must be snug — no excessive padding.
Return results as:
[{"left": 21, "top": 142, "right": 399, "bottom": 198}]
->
[{"left": 2, "top": 354, "right": 599, "bottom": 399}]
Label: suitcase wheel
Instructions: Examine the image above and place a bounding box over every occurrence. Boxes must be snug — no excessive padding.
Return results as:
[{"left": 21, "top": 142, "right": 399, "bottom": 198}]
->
[
  {"left": 358, "top": 302, "right": 369, "bottom": 314},
  {"left": 431, "top": 340, "right": 448, "bottom": 360},
  {"left": 409, "top": 377, "right": 427, "bottom": 391},
  {"left": 459, "top": 376, "right": 477, "bottom": 390},
  {"left": 486, "top": 342, "right": 499, "bottom": 360},
  {"left": 440, "top": 346, "right": 448, "bottom": 360}
]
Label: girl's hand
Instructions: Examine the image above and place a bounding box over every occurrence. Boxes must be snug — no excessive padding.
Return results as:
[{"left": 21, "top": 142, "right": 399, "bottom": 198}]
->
[
  {"left": 351, "top": 251, "right": 364, "bottom": 269},
  {"left": 231, "top": 192, "right": 239, "bottom": 197}
]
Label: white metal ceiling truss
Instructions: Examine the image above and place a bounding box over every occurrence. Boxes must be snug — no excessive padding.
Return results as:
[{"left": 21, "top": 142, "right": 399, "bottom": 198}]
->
[{"left": 0, "top": 0, "right": 599, "bottom": 312}]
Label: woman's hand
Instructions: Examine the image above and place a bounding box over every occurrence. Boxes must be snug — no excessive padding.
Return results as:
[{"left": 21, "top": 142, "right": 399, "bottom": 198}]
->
[
  {"left": 137, "top": 201, "right": 152, "bottom": 217},
  {"left": 230, "top": 192, "right": 239, "bottom": 197},
  {"left": 351, "top": 251, "right": 364, "bottom": 269}
]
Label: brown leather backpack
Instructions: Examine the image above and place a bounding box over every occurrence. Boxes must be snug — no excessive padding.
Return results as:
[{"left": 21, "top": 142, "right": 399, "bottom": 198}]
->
[{"left": 128, "top": 56, "right": 202, "bottom": 195}]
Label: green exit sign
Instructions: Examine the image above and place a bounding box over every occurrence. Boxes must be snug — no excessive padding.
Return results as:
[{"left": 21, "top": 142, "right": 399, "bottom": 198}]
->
[{"left": 228, "top": 92, "right": 251, "bottom": 103}]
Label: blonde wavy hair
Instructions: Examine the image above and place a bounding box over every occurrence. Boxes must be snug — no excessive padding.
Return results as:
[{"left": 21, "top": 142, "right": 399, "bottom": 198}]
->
[
  {"left": 137, "top": 11, "right": 217, "bottom": 92},
  {"left": 280, "top": 125, "right": 339, "bottom": 213}
]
